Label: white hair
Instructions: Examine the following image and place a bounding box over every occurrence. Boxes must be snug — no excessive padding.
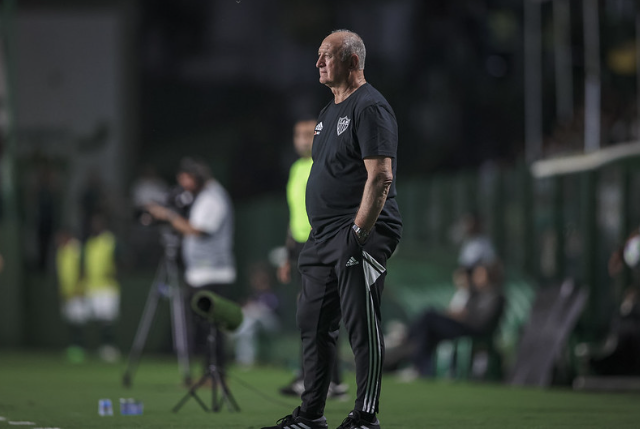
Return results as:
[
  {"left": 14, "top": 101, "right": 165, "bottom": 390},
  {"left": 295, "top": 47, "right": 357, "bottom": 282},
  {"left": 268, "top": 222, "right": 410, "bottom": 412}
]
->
[{"left": 331, "top": 29, "right": 366, "bottom": 70}]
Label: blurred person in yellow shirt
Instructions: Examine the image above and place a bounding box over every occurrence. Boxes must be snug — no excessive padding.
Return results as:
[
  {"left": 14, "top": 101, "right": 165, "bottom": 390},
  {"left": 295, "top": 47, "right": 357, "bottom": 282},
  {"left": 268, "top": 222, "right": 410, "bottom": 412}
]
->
[
  {"left": 56, "top": 228, "right": 85, "bottom": 363},
  {"left": 277, "top": 118, "right": 347, "bottom": 400},
  {"left": 83, "top": 213, "right": 121, "bottom": 362},
  {"left": 55, "top": 214, "right": 121, "bottom": 363}
]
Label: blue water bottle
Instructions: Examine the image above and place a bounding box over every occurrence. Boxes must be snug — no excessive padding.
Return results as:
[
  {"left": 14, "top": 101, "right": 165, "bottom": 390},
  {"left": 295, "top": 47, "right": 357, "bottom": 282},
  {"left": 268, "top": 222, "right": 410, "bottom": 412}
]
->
[{"left": 98, "top": 399, "right": 113, "bottom": 416}]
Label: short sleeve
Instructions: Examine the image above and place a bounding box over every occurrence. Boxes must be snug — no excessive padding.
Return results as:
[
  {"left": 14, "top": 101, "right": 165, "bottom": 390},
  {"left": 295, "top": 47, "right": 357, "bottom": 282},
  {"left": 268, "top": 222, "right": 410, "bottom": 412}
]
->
[
  {"left": 357, "top": 104, "right": 398, "bottom": 159},
  {"left": 189, "top": 191, "right": 226, "bottom": 234}
]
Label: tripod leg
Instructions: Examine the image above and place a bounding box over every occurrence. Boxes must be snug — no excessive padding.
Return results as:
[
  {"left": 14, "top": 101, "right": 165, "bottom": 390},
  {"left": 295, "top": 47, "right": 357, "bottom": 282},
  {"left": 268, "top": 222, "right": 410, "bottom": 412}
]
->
[
  {"left": 212, "top": 368, "right": 219, "bottom": 412},
  {"left": 205, "top": 327, "right": 220, "bottom": 412},
  {"left": 122, "top": 264, "right": 165, "bottom": 387},
  {"left": 167, "top": 259, "right": 191, "bottom": 385},
  {"left": 210, "top": 365, "right": 240, "bottom": 411},
  {"left": 172, "top": 323, "right": 241, "bottom": 413},
  {"left": 207, "top": 325, "right": 240, "bottom": 412},
  {"left": 216, "top": 370, "right": 241, "bottom": 412},
  {"left": 209, "top": 366, "right": 239, "bottom": 412},
  {"left": 172, "top": 374, "right": 211, "bottom": 413}
]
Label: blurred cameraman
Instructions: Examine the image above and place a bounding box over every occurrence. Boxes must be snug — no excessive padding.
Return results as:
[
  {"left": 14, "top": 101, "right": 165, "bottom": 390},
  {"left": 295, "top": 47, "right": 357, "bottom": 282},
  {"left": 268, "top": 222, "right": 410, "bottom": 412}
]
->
[{"left": 147, "top": 156, "right": 236, "bottom": 373}]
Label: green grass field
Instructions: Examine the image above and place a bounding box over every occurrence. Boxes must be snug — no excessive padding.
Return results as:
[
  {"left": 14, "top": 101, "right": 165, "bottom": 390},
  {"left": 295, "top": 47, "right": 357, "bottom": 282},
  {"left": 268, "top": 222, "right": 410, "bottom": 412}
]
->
[{"left": 1, "top": 351, "right": 640, "bottom": 428}]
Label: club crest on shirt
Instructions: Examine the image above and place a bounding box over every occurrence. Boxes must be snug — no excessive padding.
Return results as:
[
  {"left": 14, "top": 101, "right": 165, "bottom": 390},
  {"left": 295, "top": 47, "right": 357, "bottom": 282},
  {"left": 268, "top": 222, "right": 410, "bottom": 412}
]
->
[
  {"left": 337, "top": 116, "right": 350, "bottom": 136},
  {"left": 314, "top": 122, "right": 323, "bottom": 136}
]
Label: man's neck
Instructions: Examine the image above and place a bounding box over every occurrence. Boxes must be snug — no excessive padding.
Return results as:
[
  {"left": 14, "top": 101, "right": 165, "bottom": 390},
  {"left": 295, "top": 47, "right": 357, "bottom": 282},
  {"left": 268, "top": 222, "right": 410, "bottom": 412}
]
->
[
  {"left": 331, "top": 72, "right": 366, "bottom": 104},
  {"left": 193, "top": 179, "right": 212, "bottom": 195}
]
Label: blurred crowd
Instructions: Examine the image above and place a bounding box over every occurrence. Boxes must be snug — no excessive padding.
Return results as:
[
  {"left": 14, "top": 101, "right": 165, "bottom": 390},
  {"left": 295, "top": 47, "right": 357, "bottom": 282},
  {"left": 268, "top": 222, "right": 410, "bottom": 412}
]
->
[
  {"left": 9, "top": 145, "right": 640, "bottom": 386},
  {"left": 544, "top": 93, "right": 639, "bottom": 157}
]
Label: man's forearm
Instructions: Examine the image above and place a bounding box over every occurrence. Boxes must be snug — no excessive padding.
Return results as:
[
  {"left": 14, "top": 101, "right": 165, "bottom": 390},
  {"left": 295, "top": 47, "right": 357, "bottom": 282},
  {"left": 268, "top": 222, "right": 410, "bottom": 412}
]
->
[
  {"left": 354, "top": 173, "right": 391, "bottom": 233},
  {"left": 169, "top": 213, "right": 201, "bottom": 236}
]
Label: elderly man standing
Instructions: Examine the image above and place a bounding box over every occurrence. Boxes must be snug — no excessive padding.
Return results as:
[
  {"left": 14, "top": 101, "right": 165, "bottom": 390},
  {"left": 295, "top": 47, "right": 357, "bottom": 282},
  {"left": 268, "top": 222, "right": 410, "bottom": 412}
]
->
[{"left": 262, "top": 29, "right": 402, "bottom": 429}]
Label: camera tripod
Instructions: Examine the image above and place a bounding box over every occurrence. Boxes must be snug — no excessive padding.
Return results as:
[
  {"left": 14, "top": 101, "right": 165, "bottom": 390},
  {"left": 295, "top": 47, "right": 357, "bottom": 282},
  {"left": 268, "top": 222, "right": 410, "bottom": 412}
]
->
[
  {"left": 172, "top": 322, "right": 240, "bottom": 413},
  {"left": 122, "top": 230, "right": 191, "bottom": 387}
]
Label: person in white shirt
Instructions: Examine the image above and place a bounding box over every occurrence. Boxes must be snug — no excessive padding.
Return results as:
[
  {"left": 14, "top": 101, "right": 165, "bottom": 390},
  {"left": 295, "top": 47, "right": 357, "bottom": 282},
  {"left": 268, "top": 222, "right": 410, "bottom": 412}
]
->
[{"left": 147, "top": 157, "right": 236, "bottom": 373}]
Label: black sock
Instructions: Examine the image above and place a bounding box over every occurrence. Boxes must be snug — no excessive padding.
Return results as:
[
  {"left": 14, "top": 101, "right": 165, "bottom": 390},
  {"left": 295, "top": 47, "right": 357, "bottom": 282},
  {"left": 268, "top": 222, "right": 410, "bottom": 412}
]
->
[
  {"left": 299, "top": 409, "right": 323, "bottom": 420},
  {"left": 360, "top": 411, "right": 376, "bottom": 423}
]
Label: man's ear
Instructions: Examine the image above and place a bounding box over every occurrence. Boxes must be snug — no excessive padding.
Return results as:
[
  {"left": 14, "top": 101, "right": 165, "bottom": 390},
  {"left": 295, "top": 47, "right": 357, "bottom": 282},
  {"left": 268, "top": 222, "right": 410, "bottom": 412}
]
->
[{"left": 350, "top": 54, "right": 360, "bottom": 71}]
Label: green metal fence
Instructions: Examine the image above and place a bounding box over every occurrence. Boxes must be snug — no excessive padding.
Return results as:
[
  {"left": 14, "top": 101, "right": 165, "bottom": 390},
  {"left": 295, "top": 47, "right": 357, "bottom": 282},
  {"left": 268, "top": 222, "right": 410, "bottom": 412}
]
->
[
  {"left": 394, "top": 156, "right": 640, "bottom": 343},
  {"left": 2, "top": 158, "right": 637, "bottom": 350}
]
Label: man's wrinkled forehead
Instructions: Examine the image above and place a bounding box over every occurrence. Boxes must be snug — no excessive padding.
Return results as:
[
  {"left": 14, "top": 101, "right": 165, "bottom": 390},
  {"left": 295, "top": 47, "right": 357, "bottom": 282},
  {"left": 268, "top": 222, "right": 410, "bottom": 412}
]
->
[{"left": 318, "top": 33, "right": 344, "bottom": 54}]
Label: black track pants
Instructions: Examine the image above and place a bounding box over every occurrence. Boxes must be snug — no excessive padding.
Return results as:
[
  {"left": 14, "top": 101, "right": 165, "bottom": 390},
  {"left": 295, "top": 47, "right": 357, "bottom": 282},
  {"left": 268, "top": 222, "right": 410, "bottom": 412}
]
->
[{"left": 297, "top": 224, "right": 398, "bottom": 416}]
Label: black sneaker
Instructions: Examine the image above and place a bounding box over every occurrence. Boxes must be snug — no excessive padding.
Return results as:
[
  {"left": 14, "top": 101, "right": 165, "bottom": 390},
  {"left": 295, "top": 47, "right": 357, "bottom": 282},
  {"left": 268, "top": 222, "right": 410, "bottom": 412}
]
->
[
  {"left": 336, "top": 410, "right": 381, "bottom": 429},
  {"left": 261, "top": 407, "right": 328, "bottom": 429}
]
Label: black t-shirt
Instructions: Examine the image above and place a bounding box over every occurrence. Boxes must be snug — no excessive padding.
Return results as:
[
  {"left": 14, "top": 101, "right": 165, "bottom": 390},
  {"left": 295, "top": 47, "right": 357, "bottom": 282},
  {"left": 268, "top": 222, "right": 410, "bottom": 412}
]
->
[{"left": 306, "top": 83, "right": 403, "bottom": 242}]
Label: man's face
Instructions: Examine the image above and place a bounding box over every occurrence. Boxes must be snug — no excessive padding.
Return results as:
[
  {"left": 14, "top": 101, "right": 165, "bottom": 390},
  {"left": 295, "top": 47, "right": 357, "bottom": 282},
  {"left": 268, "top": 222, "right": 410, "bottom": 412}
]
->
[
  {"left": 293, "top": 120, "right": 316, "bottom": 157},
  {"left": 316, "top": 33, "right": 350, "bottom": 87},
  {"left": 177, "top": 172, "right": 198, "bottom": 192}
]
